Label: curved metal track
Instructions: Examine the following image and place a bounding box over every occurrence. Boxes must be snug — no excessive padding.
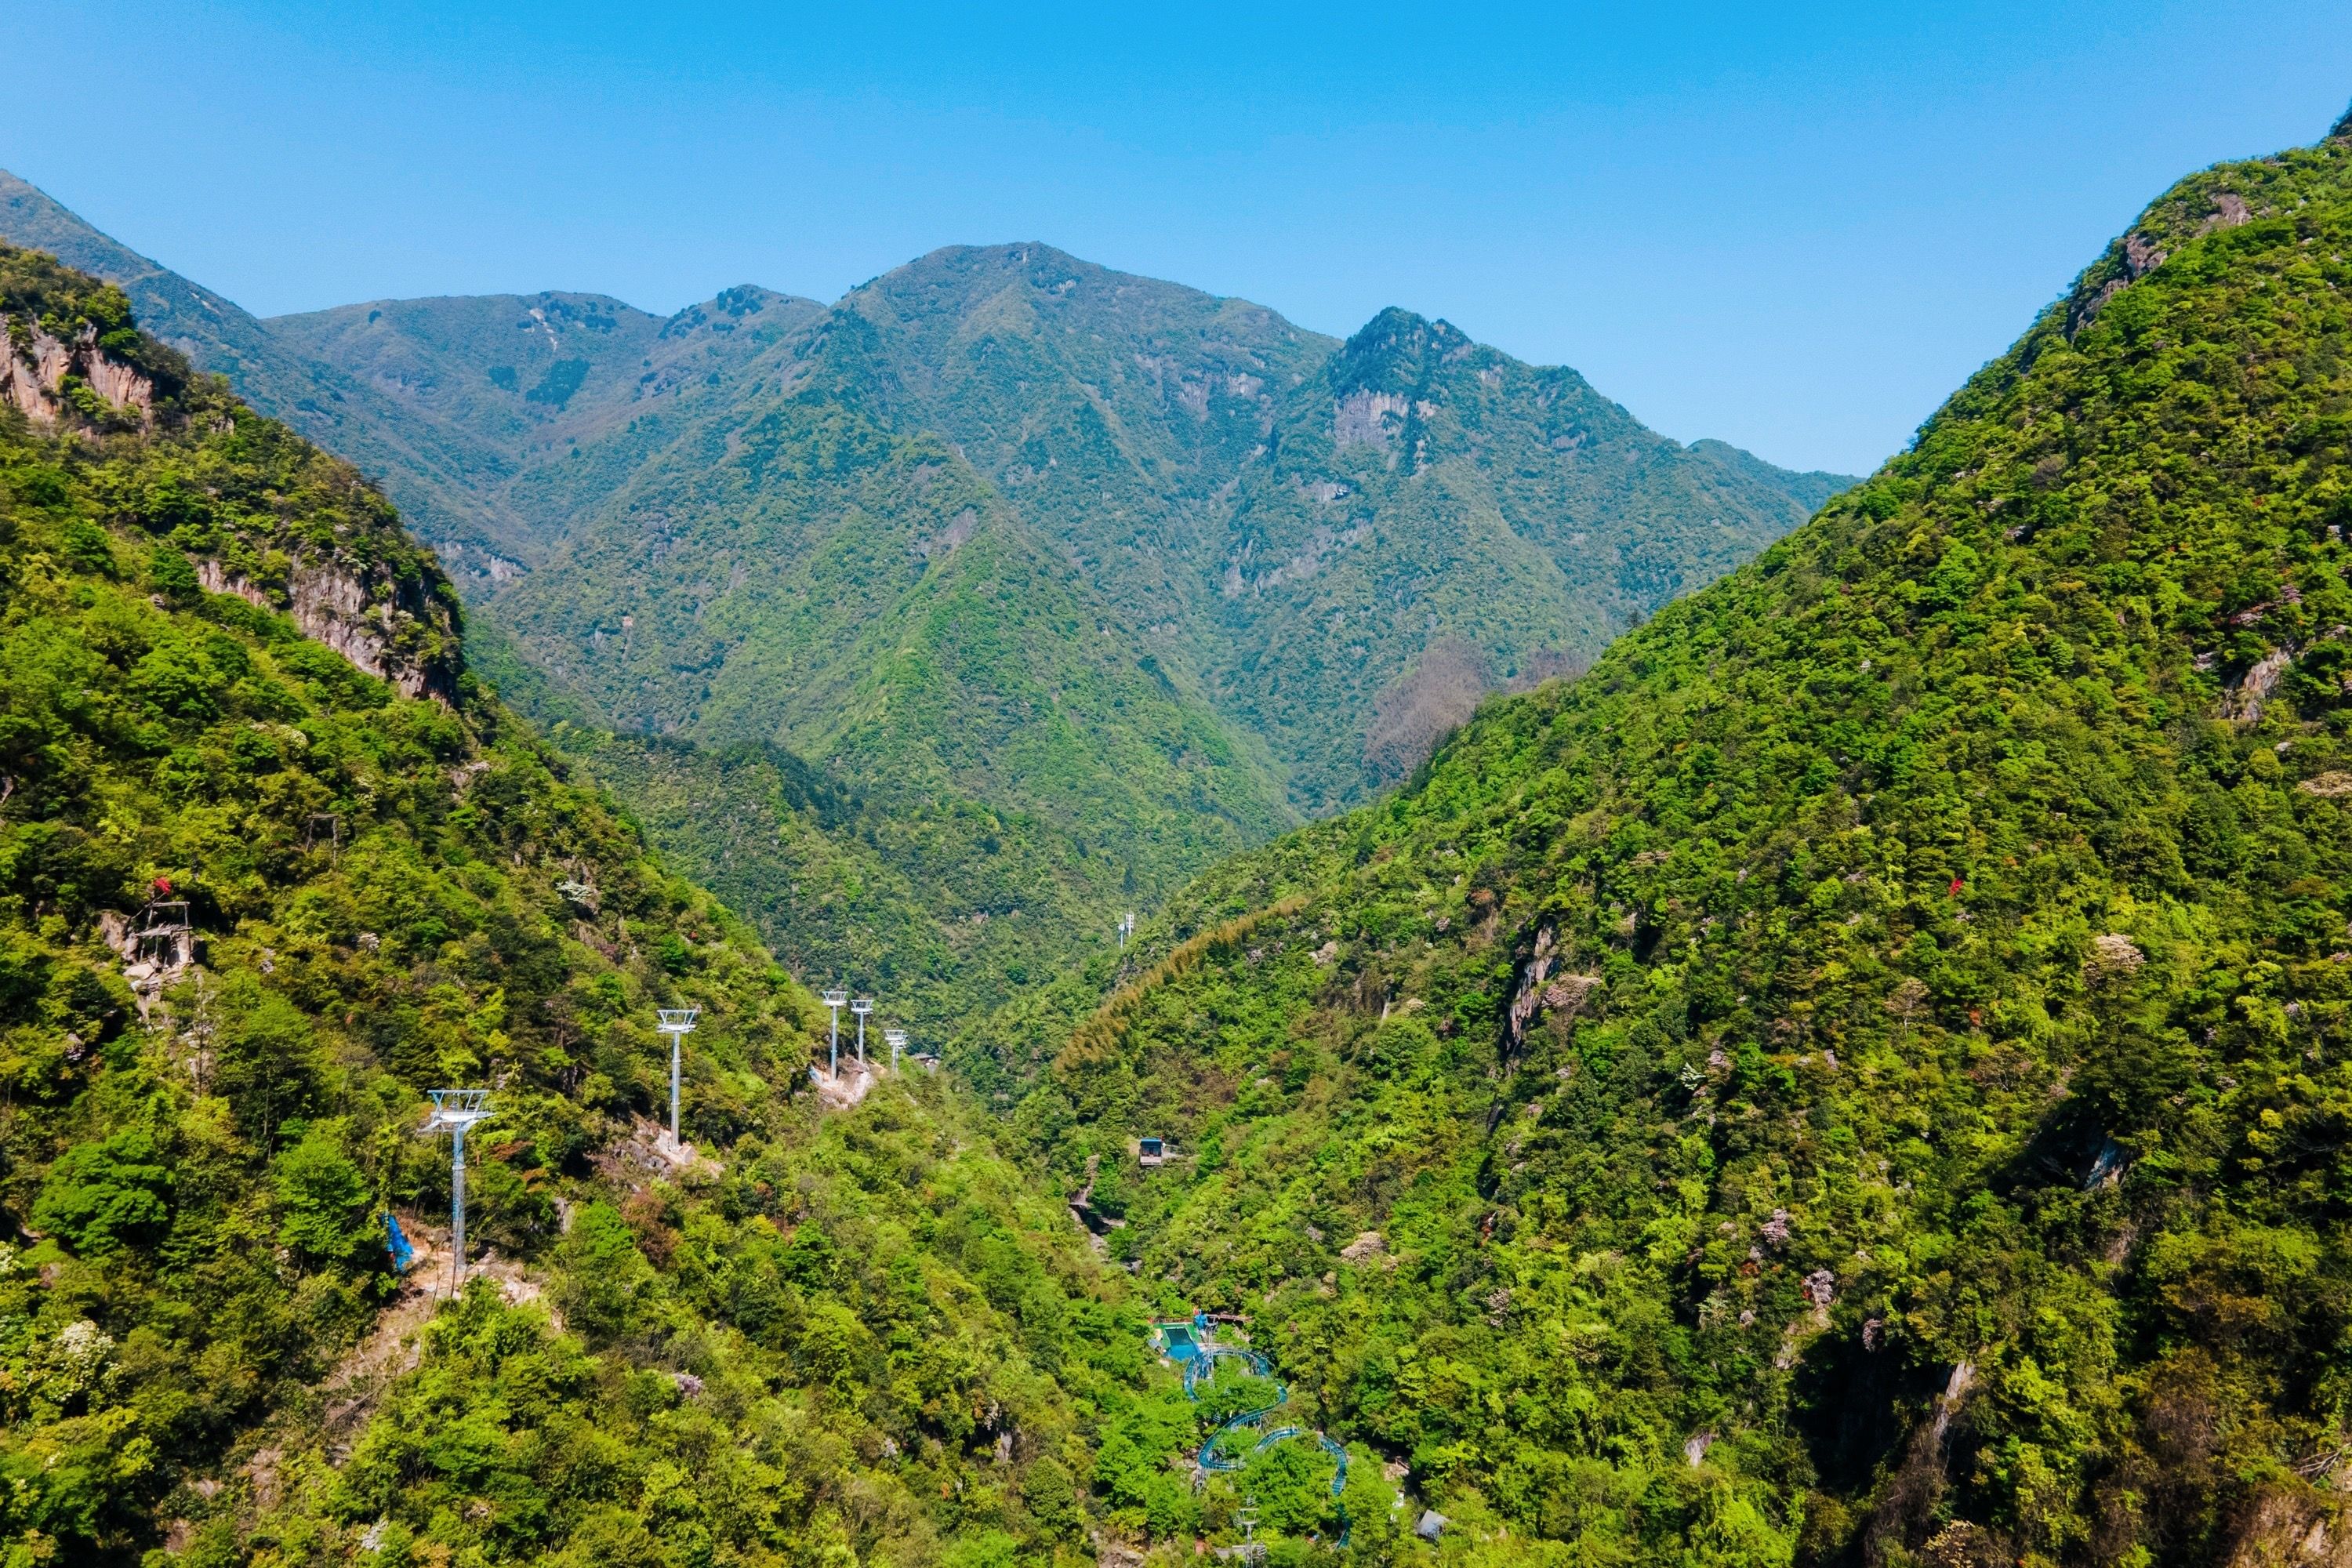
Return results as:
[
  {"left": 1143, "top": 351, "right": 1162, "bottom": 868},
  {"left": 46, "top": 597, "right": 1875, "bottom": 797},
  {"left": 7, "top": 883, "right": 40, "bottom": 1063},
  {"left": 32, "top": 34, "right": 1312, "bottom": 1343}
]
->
[{"left": 1179, "top": 1342, "right": 1349, "bottom": 1544}]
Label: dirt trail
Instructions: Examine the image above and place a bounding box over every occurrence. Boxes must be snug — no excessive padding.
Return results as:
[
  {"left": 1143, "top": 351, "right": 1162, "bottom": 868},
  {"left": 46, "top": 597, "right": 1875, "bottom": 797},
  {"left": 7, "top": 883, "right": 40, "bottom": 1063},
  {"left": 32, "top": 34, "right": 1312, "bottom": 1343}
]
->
[{"left": 315, "top": 1218, "right": 555, "bottom": 1458}]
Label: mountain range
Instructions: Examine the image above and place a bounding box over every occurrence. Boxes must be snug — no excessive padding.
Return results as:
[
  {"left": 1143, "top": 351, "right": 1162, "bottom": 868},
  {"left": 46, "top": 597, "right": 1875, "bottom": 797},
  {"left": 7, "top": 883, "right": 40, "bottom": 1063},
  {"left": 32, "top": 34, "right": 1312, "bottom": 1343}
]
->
[
  {"left": 0, "top": 172, "right": 1848, "bottom": 1040},
  {"left": 9, "top": 85, "right": 2352, "bottom": 1568},
  {"left": 262, "top": 241, "right": 1848, "bottom": 811}
]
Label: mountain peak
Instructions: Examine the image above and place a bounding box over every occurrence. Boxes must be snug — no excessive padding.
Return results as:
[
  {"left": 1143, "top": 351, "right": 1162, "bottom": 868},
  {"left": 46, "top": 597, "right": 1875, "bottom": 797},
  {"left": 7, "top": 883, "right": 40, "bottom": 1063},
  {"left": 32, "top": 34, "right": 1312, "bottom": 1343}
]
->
[
  {"left": 2332, "top": 97, "right": 2352, "bottom": 143},
  {"left": 1343, "top": 306, "right": 1462, "bottom": 351},
  {"left": 860, "top": 241, "right": 1099, "bottom": 296},
  {"left": 1330, "top": 306, "right": 1478, "bottom": 396}
]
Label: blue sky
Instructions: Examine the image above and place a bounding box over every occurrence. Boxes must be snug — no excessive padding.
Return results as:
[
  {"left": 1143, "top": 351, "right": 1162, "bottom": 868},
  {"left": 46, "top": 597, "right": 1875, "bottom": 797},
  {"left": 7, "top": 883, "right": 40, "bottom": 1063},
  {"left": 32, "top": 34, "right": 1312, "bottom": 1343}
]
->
[{"left": 3, "top": 2, "right": 2348, "bottom": 474}]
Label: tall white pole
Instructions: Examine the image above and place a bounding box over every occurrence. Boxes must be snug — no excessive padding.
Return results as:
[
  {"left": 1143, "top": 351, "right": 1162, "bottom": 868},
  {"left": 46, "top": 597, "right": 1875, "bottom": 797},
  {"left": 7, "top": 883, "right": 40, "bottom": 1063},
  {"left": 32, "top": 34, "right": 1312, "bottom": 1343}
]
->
[
  {"left": 423, "top": 1090, "right": 492, "bottom": 1295},
  {"left": 822, "top": 990, "right": 847, "bottom": 1076},
  {"left": 655, "top": 1010, "right": 699, "bottom": 1147},
  {"left": 852, "top": 999, "right": 873, "bottom": 1065},
  {"left": 450, "top": 1123, "right": 468, "bottom": 1290}
]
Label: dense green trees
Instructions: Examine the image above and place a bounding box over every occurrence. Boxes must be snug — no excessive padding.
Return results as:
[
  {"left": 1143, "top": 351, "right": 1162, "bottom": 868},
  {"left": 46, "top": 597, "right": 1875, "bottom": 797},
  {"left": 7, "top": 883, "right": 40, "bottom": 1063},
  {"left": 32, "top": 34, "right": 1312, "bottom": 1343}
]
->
[
  {"left": 0, "top": 246, "right": 1171, "bottom": 1568},
  {"left": 1022, "top": 116, "right": 2352, "bottom": 1564},
  {"left": 17, "top": 97, "right": 2352, "bottom": 1568}
]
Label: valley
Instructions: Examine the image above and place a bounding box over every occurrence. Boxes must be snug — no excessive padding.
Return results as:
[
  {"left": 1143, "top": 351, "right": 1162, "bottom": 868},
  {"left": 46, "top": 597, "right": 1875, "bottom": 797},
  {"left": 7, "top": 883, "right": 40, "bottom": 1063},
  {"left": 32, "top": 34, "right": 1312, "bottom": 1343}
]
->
[
  {"left": 0, "top": 178, "right": 1846, "bottom": 1052},
  {"left": 2, "top": 85, "right": 2350, "bottom": 1568}
]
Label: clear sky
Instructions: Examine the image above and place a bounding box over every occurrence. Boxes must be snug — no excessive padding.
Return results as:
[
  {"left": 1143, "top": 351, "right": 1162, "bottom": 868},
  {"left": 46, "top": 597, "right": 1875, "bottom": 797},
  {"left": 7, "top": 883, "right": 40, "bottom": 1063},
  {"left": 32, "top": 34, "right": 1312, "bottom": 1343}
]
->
[{"left": 3, "top": 2, "right": 2348, "bottom": 475}]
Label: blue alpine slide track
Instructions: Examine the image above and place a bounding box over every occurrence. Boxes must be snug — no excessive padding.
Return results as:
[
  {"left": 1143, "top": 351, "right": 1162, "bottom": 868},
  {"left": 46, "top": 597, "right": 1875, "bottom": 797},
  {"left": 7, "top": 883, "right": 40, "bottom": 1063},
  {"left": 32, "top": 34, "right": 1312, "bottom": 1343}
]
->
[{"left": 1156, "top": 1319, "right": 1349, "bottom": 1546}]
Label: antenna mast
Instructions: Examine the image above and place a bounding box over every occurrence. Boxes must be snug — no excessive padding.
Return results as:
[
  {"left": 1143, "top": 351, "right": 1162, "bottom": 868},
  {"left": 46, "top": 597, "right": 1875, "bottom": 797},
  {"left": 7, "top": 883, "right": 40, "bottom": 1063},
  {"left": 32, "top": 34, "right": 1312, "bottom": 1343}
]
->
[{"left": 420, "top": 1089, "right": 493, "bottom": 1292}]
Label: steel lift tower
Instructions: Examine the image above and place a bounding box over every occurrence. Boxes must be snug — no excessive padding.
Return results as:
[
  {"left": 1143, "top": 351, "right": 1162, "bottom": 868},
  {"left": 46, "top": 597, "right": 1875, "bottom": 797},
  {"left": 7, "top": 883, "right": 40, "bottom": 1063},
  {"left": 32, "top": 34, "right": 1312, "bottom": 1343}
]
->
[
  {"left": 821, "top": 989, "right": 847, "bottom": 1075},
  {"left": 421, "top": 1089, "right": 493, "bottom": 1291},
  {"left": 884, "top": 1028, "right": 908, "bottom": 1071},
  {"left": 851, "top": 997, "right": 873, "bottom": 1065},
  {"left": 657, "top": 1007, "right": 699, "bottom": 1145}
]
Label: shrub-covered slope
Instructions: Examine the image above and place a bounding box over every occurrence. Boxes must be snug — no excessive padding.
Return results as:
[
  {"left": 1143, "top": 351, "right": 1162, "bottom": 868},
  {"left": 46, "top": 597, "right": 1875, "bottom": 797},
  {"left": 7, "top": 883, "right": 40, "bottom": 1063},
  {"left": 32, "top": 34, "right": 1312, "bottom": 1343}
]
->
[
  {"left": 0, "top": 170, "right": 528, "bottom": 561},
  {"left": 1212, "top": 307, "right": 1852, "bottom": 808},
  {"left": 1022, "top": 113, "right": 2352, "bottom": 1565},
  {"left": 496, "top": 389, "right": 1291, "bottom": 845},
  {"left": 0, "top": 247, "right": 1146, "bottom": 1568},
  {"left": 565, "top": 729, "right": 1145, "bottom": 1033}
]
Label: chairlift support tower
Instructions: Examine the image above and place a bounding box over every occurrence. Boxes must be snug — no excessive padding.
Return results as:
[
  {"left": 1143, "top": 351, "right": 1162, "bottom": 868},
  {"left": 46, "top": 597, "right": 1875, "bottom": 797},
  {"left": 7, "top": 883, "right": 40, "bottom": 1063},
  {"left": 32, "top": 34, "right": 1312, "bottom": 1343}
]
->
[
  {"left": 305, "top": 813, "right": 342, "bottom": 866},
  {"left": 1119, "top": 910, "right": 1136, "bottom": 950},
  {"left": 656, "top": 1008, "right": 700, "bottom": 1144},
  {"left": 851, "top": 998, "right": 873, "bottom": 1065},
  {"left": 883, "top": 1028, "right": 908, "bottom": 1071},
  {"left": 420, "top": 1089, "right": 493, "bottom": 1290},
  {"left": 821, "top": 989, "right": 848, "bottom": 1075},
  {"left": 134, "top": 899, "right": 195, "bottom": 970}
]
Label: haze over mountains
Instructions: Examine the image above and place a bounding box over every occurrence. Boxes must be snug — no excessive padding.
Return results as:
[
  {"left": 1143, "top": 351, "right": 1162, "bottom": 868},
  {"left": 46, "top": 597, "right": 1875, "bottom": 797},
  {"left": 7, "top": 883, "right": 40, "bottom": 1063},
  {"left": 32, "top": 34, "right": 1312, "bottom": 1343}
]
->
[{"left": 0, "top": 168, "right": 1849, "bottom": 1032}]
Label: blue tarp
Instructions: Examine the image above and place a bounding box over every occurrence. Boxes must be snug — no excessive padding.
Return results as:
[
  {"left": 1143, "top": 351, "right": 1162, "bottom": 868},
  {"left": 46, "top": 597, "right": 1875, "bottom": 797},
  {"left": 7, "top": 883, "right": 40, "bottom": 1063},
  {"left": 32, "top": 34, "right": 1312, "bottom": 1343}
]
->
[{"left": 384, "top": 1212, "right": 416, "bottom": 1273}]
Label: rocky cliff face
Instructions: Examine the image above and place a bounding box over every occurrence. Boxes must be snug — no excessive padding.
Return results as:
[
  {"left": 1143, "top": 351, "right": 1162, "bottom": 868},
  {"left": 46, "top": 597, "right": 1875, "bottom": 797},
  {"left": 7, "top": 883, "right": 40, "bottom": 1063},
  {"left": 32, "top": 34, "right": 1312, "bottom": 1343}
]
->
[
  {"left": 196, "top": 556, "right": 459, "bottom": 703},
  {"left": 2, "top": 319, "right": 157, "bottom": 425},
  {"left": 4, "top": 242, "right": 463, "bottom": 706}
]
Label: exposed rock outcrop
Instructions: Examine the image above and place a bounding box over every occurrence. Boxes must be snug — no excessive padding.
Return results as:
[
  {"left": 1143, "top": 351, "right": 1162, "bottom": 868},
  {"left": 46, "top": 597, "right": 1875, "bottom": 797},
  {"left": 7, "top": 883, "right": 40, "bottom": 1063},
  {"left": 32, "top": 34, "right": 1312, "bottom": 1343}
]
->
[
  {"left": 2065, "top": 229, "right": 2171, "bottom": 339},
  {"left": 1333, "top": 389, "right": 1412, "bottom": 449},
  {"left": 197, "top": 557, "right": 458, "bottom": 703},
  {"left": 2228, "top": 648, "right": 2294, "bottom": 724},
  {"left": 2, "top": 321, "right": 155, "bottom": 425}
]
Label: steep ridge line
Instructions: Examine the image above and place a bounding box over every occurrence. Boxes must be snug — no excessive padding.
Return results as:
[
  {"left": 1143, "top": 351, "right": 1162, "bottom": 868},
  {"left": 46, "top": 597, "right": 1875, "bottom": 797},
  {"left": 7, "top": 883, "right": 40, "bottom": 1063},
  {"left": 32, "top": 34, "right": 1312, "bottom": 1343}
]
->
[{"left": 1017, "top": 104, "right": 2352, "bottom": 1565}]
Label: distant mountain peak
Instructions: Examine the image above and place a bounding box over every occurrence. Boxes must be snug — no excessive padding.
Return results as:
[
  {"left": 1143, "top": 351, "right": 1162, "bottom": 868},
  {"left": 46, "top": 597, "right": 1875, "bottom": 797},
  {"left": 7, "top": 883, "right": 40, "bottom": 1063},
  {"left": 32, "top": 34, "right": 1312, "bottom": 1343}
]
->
[
  {"left": 661, "top": 282, "right": 814, "bottom": 337},
  {"left": 1348, "top": 305, "right": 1454, "bottom": 342},
  {"left": 1329, "top": 307, "right": 1483, "bottom": 397},
  {"left": 845, "top": 241, "right": 1298, "bottom": 342}
]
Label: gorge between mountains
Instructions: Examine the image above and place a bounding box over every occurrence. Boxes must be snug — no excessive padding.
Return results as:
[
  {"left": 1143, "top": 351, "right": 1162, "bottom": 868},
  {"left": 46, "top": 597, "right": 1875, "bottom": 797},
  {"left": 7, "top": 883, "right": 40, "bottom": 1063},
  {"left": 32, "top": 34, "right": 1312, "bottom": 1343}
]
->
[{"left": 4, "top": 99, "right": 2352, "bottom": 1568}]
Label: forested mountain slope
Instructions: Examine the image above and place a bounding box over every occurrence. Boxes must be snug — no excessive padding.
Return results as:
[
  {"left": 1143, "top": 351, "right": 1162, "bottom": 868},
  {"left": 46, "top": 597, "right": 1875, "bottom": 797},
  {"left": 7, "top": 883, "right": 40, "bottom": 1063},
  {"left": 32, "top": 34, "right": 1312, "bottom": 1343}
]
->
[
  {"left": 264, "top": 284, "right": 827, "bottom": 574},
  {"left": 0, "top": 180, "right": 1853, "bottom": 1040},
  {"left": 470, "top": 240, "right": 1848, "bottom": 814},
  {"left": 492, "top": 385, "right": 1299, "bottom": 1000},
  {"left": 0, "top": 170, "right": 522, "bottom": 558},
  {"left": 0, "top": 248, "right": 1152, "bottom": 1567},
  {"left": 1213, "top": 307, "right": 1853, "bottom": 806},
  {"left": 461, "top": 245, "right": 1843, "bottom": 1025},
  {"left": 1016, "top": 109, "right": 2352, "bottom": 1565}
]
